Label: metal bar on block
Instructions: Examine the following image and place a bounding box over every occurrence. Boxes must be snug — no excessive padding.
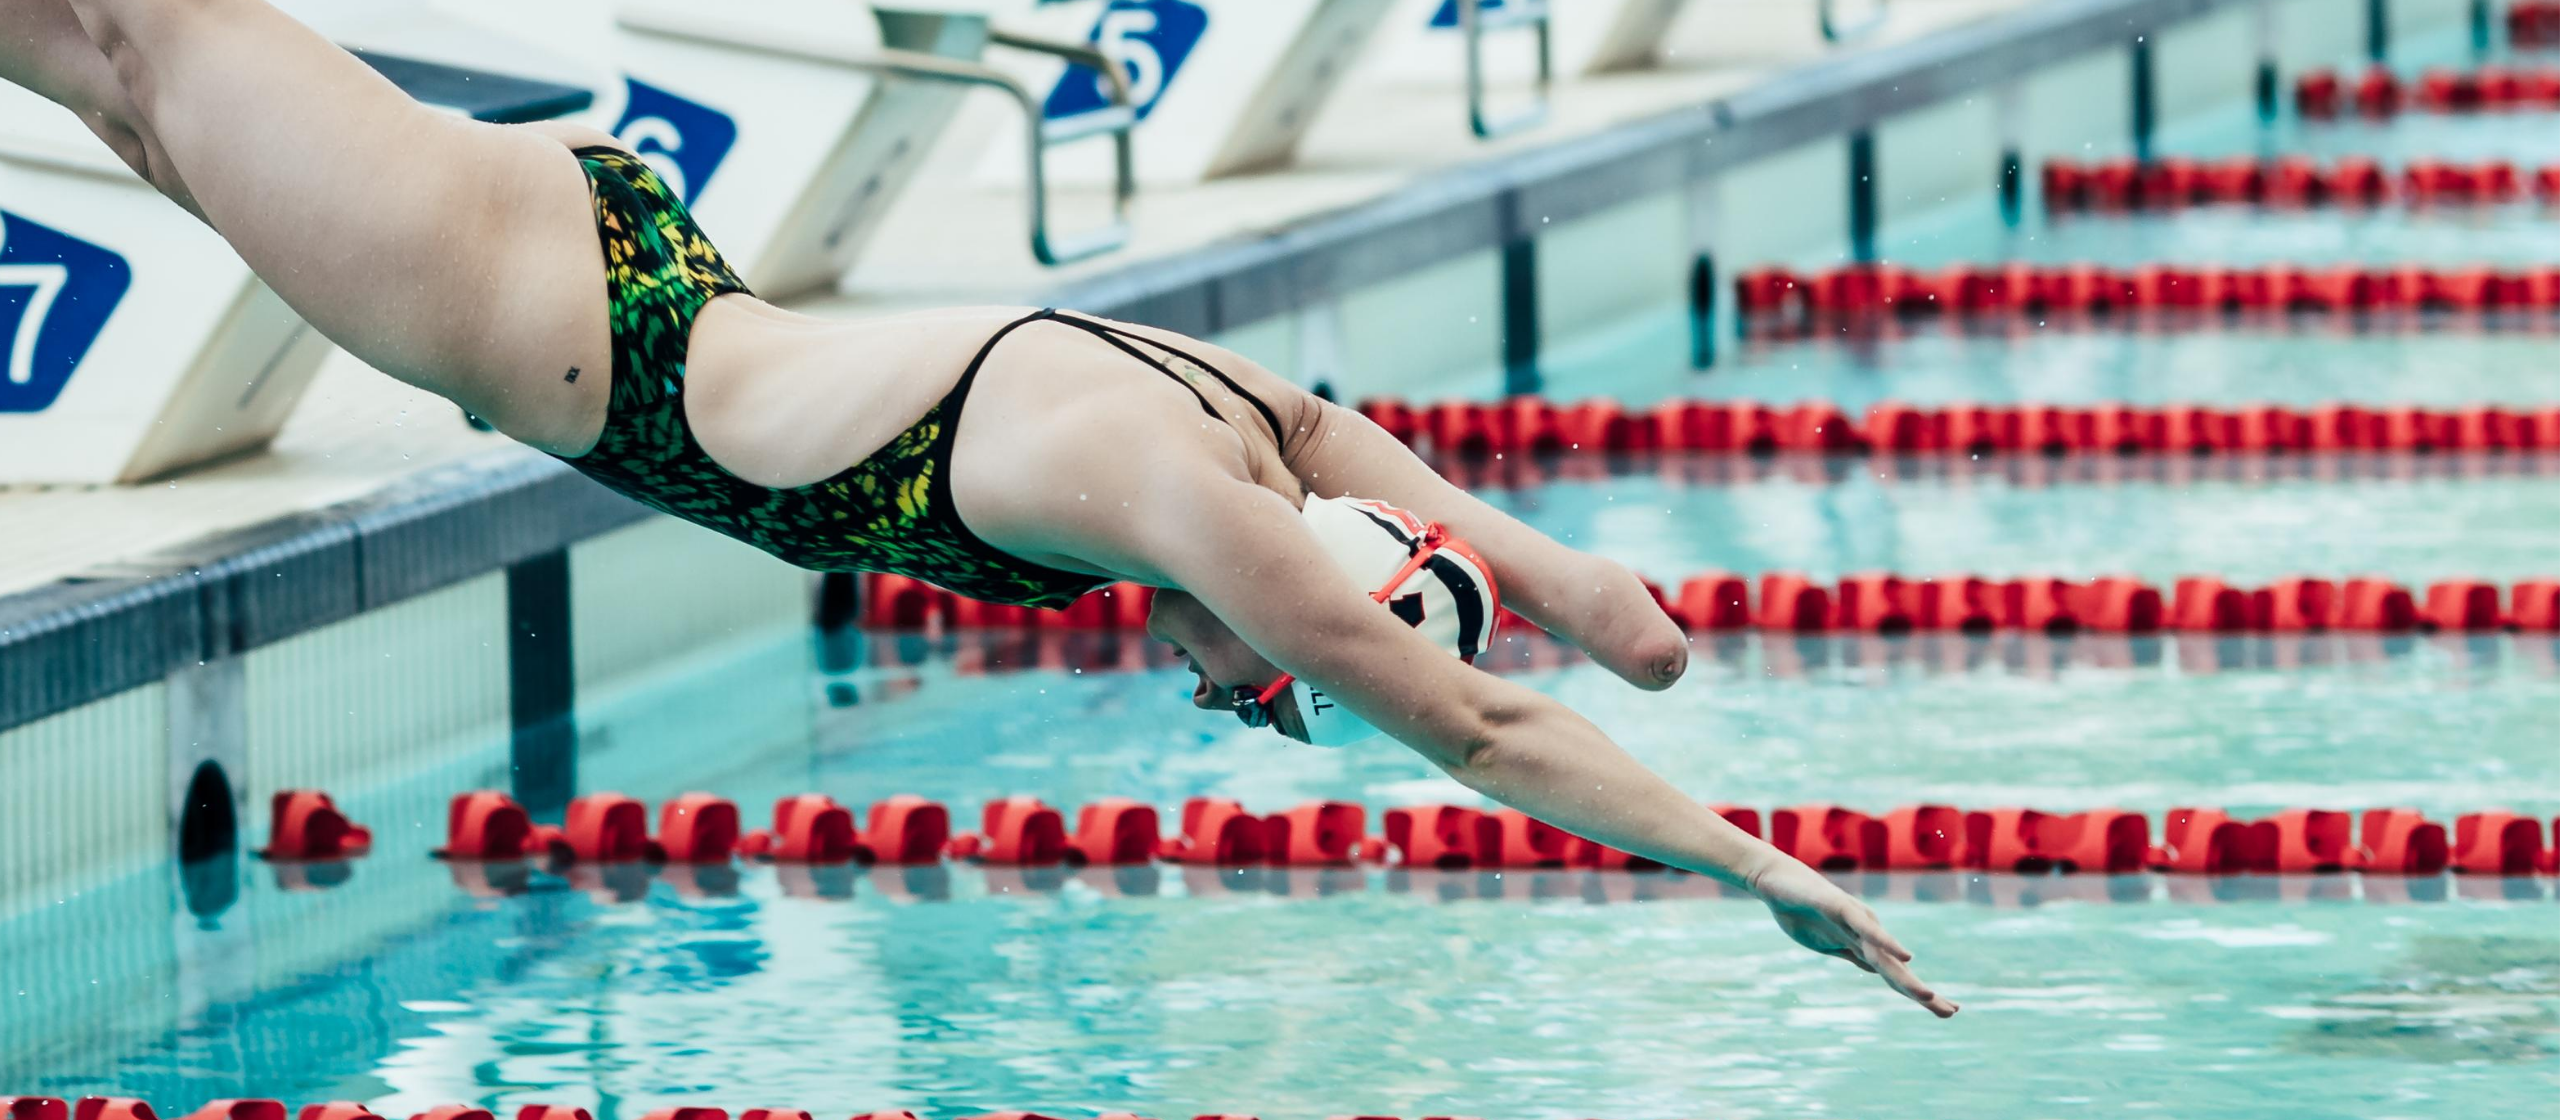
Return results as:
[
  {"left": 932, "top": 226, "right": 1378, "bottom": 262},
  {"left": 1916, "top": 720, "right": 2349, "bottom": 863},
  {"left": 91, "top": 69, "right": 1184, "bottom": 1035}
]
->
[
  {"left": 1820, "top": 0, "right": 1891, "bottom": 43},
  {"left": 1462, "top": 0, "right": 1552, "bottom": 139},
  {"left": 619, "top": 5, "right": 1138, "bottom": 267}
]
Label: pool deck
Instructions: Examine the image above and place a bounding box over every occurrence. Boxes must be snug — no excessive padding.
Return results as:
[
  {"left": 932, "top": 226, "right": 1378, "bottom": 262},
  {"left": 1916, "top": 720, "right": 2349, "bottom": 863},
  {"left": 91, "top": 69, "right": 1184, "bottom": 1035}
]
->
[{"left": 0, "top": 0, "right": 2254, "bottom": 732}]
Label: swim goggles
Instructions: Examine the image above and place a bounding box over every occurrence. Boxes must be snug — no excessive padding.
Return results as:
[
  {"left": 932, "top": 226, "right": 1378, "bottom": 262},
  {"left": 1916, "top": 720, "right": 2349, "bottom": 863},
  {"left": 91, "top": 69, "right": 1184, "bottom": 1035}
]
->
[{"left": 1227, "top": 523, "right": 1450, "bottom": 732}]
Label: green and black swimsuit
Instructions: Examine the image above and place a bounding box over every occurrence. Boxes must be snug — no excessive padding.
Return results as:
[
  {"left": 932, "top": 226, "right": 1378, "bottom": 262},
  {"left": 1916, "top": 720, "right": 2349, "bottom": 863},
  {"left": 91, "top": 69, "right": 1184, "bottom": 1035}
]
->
[{"left": 556, "top": 146, "right": 1282, "bottom": 609}]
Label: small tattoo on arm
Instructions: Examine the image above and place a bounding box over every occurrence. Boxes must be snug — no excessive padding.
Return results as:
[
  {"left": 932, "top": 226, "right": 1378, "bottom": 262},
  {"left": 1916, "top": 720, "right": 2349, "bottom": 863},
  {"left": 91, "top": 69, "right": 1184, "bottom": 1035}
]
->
[{"left": 564, "top": 367, "right": 581, "bottom": 384}]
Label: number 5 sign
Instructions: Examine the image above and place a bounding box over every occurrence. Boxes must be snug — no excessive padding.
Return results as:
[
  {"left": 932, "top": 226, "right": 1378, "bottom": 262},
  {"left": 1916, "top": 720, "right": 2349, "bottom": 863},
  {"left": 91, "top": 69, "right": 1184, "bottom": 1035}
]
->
[{"left": 1043, "top": 0, "right": 1210, "bottom": 122}]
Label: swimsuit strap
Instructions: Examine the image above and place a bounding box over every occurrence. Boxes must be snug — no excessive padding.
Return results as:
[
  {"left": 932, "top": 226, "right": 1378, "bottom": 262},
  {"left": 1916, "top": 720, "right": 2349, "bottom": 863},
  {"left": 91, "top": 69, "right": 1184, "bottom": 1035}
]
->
[{"left": 1044, "top": 312, "right": 1289, "bottom": 445}]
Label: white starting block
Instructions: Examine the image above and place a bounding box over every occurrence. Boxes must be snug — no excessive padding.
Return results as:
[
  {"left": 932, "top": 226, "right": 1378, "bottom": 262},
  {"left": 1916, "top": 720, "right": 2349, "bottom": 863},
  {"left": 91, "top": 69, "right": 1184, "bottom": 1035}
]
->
[
  {"left": 608, "top": 0, "right": 1141, "bottom": 287},
  {"left": 1364, "top": 0, "right": 1699, "bottom": 139},
  {"left": 1429, "top": 0, "right": 1688, "bottom": 77},
  {"left": 0, "top": 1, "right": 604, "bottom": 484},
  {"left": 967, "top": 0, "right": 1402, "bottom": 187}
]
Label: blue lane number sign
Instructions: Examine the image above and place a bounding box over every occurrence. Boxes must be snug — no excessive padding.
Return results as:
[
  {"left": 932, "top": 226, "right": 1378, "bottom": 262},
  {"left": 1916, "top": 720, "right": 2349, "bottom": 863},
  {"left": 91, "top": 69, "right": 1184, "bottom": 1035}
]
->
[
  {"left": 613, "top": 77, "right": 739, "bottom": 206},
  {"left": 0, "top": 211, "right": 131, "bottom": 414},
  {"left": 1044, "top": 0, "right": 1209, "bottom": 122},
  {"left": 1431, "top": 0, "right": 1526, "bottom": 26}
]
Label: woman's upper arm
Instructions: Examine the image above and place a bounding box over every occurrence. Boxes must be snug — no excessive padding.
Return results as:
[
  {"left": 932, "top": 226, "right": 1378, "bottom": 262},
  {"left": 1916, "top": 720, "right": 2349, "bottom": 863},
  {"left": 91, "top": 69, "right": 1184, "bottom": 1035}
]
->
[{"left": 1105, "top": 467, "right": 1512, "bottom": 764}]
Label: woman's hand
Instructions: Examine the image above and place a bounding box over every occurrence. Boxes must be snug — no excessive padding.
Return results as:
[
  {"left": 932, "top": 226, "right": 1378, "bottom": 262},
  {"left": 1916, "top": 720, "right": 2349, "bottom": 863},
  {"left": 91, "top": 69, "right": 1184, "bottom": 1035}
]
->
[{"left": 1751, "top": 857, "right": 1961, "bottom": 1018}]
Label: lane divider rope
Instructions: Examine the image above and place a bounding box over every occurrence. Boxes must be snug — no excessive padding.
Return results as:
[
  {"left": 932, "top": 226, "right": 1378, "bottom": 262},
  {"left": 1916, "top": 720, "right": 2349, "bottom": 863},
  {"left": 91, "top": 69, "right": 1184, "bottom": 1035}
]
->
[
  {"left": 2040, "top": 155, "right": 2560, "bottom": 211},
  {"left": 1355, "top": 398, "right": 2560, "bottom": 458},
  {"left": 1732, "top": 261, "right": 2560, "bottom": 328},
  {"left": 0, "top": 1100, "right": 1246, "bottom": 1120},
  {"left": 2293, "top": 63, "right": 2560, "bottom": 117},
  {"left": 815, "top": 628, "right": 2560, "bottom": 686},
  {"left": 1423, "top": 451, "right": 2560, "bottom": 493},
  {"left": 259, "top": 790, "right": 2560, "bottom": 880},
  {"left": 852, "top": 570, "right": 2560, "bottom": 638}
]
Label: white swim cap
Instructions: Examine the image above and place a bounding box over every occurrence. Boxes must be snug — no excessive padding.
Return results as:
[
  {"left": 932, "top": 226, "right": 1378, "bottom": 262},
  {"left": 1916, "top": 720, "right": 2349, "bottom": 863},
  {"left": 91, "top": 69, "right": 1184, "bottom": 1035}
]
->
[{"left": 1275, "top": 496, "right": 1502, "bottom": 747}]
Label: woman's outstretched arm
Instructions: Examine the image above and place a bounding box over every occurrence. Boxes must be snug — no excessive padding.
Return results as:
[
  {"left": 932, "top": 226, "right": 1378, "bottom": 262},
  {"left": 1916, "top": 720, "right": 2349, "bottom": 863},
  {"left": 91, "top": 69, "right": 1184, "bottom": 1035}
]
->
[{"left": 1051, "top": 447, "right": 1955, "bottom": 1018}]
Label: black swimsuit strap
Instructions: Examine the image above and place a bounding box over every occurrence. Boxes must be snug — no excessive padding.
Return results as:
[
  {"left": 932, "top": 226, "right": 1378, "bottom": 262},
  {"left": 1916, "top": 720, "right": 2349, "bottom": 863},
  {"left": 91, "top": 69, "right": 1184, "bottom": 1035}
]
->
[{"left": 1045, "top": 312, "right": 1289, "bottom": 445}]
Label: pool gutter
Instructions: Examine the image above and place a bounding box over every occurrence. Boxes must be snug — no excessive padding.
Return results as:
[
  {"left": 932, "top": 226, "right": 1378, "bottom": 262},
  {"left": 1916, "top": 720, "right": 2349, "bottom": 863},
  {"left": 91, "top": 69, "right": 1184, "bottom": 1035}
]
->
[{"left": 0, "top": 0, "right": 2246, "bottom": 734}]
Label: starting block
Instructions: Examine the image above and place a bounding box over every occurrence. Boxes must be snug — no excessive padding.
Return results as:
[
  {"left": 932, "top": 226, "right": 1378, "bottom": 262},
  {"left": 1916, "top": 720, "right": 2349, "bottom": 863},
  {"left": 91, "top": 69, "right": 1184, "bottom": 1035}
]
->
[
  {"left": 610, "top": 0, "right": 1140, "bottom": 284},
  {"left": 972, "top": 0, "right": 1401, "bottom": 185},
  {"left": 0, "top": 1, "right": 600, "bottom": 483},
  {"left": 1365, "top": 0, "right": 1702, "bottom": 138}
]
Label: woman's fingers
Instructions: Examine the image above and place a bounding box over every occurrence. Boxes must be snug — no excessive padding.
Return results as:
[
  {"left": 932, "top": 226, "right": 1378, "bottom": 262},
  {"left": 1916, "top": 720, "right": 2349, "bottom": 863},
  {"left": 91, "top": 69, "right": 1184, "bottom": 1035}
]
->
[
  {"left": 1872, "top": 951, "right": 1959, "bottom": 1018},
  {"left": 1863, "top": 921, "right": 1915, "bottom": 963},
  {"left": 1826, "top": 948, "right": 1878, "bottom": 974}
]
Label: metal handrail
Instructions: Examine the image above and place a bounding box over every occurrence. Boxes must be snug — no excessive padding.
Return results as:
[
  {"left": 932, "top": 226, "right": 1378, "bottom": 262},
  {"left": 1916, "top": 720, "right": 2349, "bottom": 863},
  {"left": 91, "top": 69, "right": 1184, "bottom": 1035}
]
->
[
  {"left": 1819, "top": 0, "right": 1891, "bottom": 44},
  {"left": 1460, "top": 0, "right": 1552, "bottom": 140},
  {"left": 618, "top": 6, "right": 1138, "bottom": 267}
]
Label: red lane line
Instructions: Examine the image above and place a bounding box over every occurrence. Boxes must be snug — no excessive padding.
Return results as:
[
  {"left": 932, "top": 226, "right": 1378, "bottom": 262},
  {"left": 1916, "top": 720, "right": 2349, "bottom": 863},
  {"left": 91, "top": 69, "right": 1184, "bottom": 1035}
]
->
[
  {"left": 1360, "top": 398, "right": 2560, "bottom": 459},
  {"left": 419, "top": 791, "right": 2560, "bottom": 879},
  {"left": 862, "top": 570, "right": 2560, "bottom": 638},
  {"left": 1733, "top": 262, "right": 2560, "bottom": 325},
  {"left": 2040, "top": 156, "right": 2552, "bottom": 212},
  {"left": 2295, "top": 63, "right": 2560, "bottom": 117}
]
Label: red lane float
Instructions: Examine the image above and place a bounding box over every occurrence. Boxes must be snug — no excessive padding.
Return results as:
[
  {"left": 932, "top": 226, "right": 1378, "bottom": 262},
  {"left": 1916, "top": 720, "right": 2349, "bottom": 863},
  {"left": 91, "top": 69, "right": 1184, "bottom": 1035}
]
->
[
  {"left": 739, "top": 794, "right": 859, "bottom": 863},
  {"left": 1070, "top": 797, "right": 1162, "bottom": 865},
  {"left": 654, "top": 793, "right": 741, "bottom": 863},
  {"left": 1265, "top": 801, "right": 1368, "bottom": 866},
  {"left": 2523, "top": 1, "right": 2560, "bottom": 47},
  {"left": 1383, "top": 804, "right": 1482, "bottom": 868},
  {"left": 183, "top": 1104, "right": 282, "bottom": 1120},
  {"left": 2359, "top": 809, "right": 2451, "bottom": 875},
  {"left": 551, "top": 792, "right": 650, "bottom": 862},
  {"left": 859, "top": 795, "right": 952, "bottom": 864},
  {"left": 2453, "top": 811, "right": 2549, "bottom": 874},
  {"left": 1162, "top": 797, "right": 1268, "bottom": 865},
  {"left": 435, "top": 791, "right": 536, "bottom": 860},
  {"left": 949, "top": 796, "right": 1067, "bottom": 866},
  {"left": 257, "top": 790, "right": 372, "bottom": 861}
]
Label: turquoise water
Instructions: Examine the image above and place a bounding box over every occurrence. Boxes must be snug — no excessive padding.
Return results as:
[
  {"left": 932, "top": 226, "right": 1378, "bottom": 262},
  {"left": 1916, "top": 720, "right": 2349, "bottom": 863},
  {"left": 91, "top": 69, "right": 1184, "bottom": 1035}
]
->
[
  {"left": 2, "top": 626, "right": 2556, "bottom": 1120},
  {"left": 1481, "top": 456, "right": 2560, "bottom": 584}
]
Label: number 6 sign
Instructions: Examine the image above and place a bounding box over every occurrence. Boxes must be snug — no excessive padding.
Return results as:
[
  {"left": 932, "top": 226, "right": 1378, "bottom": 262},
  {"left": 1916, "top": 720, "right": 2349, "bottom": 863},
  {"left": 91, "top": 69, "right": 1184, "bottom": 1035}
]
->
[
  {"left": 1043, "top": 0, "right": 1209, "bottom": 122},
  {"left": 991, "top": 0, "right": 1393, "bottom": 186}
]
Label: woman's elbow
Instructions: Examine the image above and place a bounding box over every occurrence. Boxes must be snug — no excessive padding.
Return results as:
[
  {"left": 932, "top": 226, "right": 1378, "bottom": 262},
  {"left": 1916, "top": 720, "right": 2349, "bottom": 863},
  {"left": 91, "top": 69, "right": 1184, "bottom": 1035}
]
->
[{"left": 1417, "top": 691, "right": 1539, "bottom": 778}]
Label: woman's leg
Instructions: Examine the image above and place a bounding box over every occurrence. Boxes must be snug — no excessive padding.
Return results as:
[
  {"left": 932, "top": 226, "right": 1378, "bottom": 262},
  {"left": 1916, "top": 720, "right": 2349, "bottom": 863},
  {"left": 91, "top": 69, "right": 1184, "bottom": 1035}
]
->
[{"left": 54, "top": 0, "right": 608, "bottom": 443}]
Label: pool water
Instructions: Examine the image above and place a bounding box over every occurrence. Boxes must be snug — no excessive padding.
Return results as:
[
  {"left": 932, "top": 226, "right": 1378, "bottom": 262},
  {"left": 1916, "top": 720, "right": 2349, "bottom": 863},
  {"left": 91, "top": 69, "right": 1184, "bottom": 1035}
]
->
[
  {"left": 2, "top": 622, "right": 2555, "bottom": 1120},
  {"left": 1479, "top": 456, "right": 2560, "bottom": 584}
]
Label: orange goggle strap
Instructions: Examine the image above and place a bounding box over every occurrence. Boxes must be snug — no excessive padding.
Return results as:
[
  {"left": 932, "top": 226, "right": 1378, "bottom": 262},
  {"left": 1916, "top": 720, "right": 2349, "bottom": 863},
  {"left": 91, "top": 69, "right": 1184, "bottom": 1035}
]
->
[{"left": 1251, "top": 522, "right": 1451, "bottom": 708}]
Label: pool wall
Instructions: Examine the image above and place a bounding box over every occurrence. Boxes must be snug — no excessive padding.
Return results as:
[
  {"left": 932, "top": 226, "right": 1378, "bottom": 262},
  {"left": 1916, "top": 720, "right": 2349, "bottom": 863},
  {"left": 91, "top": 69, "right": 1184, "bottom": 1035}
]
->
[{"left": 0, "top": 0, "right": 2475, "bottom": 921}]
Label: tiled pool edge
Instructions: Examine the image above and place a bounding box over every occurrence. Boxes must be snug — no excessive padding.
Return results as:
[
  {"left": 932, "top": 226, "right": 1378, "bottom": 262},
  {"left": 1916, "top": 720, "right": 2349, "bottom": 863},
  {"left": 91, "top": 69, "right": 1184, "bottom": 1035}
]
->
[{"left": 0, "top": 0, "right": 2249, "bottom": 736}]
